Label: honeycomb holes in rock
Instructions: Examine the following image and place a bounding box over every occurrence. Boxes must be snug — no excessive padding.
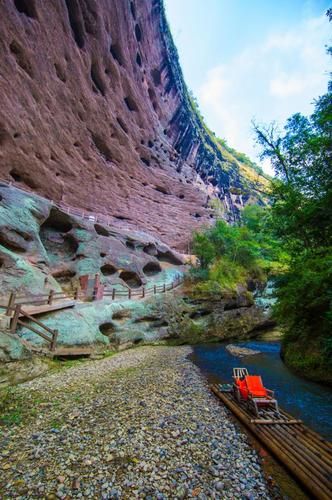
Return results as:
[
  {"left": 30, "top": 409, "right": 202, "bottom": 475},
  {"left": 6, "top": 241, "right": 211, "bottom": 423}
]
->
[
  {"left": 143, "top": 261, "right": 161, "bottom": 276},
  {"left": 41, "top": 209, "right": 73, "bottom": 233},
  {"left": 14, "top": 0, "right": 37, "bottom": 19},
  {"left": 110, "top": 43, "right": 124, "bottom": 66},
  {"left": 124, "top": 96, "right": 138, "bottom": 112},
  {"left": 119, "top": 271, "right": 142, "bottom": 288},
  {"left": 143, "top": 243, "right": 157, "bottom": 256},
  {"left": 100, "top": 264, "right": 117, "bottom": 276},
  {"left": 52, "top": 269, "right": 76, "bottom": 283},
  {"left": 94, "top": 224, "right": 110, "bottom": 237},
  {"left": 157, "top": 251, "right": 182, "bottom": 265},
  {"left": 99, "top": 322, "right": 116, "bottom": 337},
  {"left": 64, "top": 0, "right": 85, "bottom": 49},
  {"left": 9, "top": 40, "right": 34, "bottom": 78}
]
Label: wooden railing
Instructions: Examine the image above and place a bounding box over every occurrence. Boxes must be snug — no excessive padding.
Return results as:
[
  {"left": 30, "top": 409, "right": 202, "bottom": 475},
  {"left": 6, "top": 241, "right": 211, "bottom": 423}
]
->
[
  {"left": 0, "top": 303, "right": 58, "bottom": 351},
  {"left": 103, "top": 275, "right": 184, "bottom": 300},
  {"left": 0, "top": 289, "right": 83, "bottom": 352},
  {"left": 9, "top": 289, "right": 84, "bottom": 307}
]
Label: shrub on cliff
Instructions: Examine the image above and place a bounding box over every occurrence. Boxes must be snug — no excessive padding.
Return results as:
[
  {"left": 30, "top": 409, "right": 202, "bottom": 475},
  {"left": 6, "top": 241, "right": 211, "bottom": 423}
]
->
[{"left": 191, "top": 206, "right": 284, "bottom": 294}]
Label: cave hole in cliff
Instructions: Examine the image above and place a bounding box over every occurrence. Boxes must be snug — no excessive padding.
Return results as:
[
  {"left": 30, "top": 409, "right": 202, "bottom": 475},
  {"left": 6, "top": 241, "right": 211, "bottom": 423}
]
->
[
  {"left": 136, "top": 52, "right": 142, "bottom": 67},
  {"left": 94, "top": 224, "right": 110, "bottom": 237},
  {"left": 9, "top": 41, "right": 33, "bottom": 78},
  {"left": 0, "top": 126, "right": 10, "bottom": 146},
  {"left": 13, "top": 132, "right": 21, "bottom": 139},
  {"left": 148, "top": 140, "right": 154, "bottom": 148},
  {"left": 100, "top": 252, "right": 106, "bottom": 258},
  {"left": 54, "top": 63, "right": 66, "bottom": 82},
  {"left": 134, "top": 24, "right": 142, "bottom": 42},
  {"left": 0, "top": 233, "right": 27, "bottom": 253},
  {"left": 14, "top": 0, "right": 37, "bottom": 18},
  {"left": 119, "top": 271, "right": 142, "bottom": 289},
  {"left": 179, "top": 194, "right": 185, "bottom": 199},
  {"left": 110, "top": 43, "right": 124, "bottom": 66},
  {"left": 91, "top": 134, "right": 112, "bottom": 162},
  {"left": 41, "top": 209, "right": 73, "bottom": 234},
  {"left": 90, "top": 63, "right": 106, "bottom": 96},
  {"left": 9, "top": 170, "right": 22, "bottom": 183},
  {"left": 52, "top": 269, "right": 76, "bottom": 283},
  {"left": 140, "top": 157, "right": 150, "bottom": 167},
  {"left": 99, "top": 322, "right": 115, "bottom": 336},
  {"left": 101, "top": 264, "right": 117, "bottom": 276},
  {"left": 112, "top": 310, "right": 132, "bottom": 324},
  {"left": 124, "top": 96, "right": 138, "bottom": 112},
  {"left": 155, "top": 185, "right": 170, "bottom": 195},
  {"left": 64, "top": 0, "right": 85, "bottom": 49},
  {"left": 193, "top": 213, "right": 202, "bottom": 218},
  {"left": 130, "top": 1, "right": 136, "bottom": 19},
  {"left": 157, "top": 251, "right": 182, "bottom": 265},
  {"left": 126, "top": 241, "right": 135, "bottom": 250},
  {"left": 143, "top": 243, "right": 157, "bottom": 256},
  {"left": 151, "top": 68, "right": 161, "bottom": 86},
  {"left": 143, "top": 262, "right": 161, "bottom": 277},
  {"left": 81, "top": 3, "right": 98, "bottom": 35},
  {"left": 116, "top": 117, "right": 128, "bottom": 134}
]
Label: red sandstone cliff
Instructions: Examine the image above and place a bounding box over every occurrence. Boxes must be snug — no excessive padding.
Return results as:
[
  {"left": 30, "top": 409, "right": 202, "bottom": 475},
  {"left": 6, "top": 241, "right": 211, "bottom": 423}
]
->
[{"left": 0, "top": 0, "right": 268, "bottom": 251}]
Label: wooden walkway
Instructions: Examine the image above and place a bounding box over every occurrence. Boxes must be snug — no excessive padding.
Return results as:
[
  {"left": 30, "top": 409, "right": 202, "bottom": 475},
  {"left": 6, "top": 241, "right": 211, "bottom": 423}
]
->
[
  {"left": 211, "top": 384, "right": 332, "bottom": 500},
  {"left": 18, "top": 299, "right": 75, "bottom": 317}
]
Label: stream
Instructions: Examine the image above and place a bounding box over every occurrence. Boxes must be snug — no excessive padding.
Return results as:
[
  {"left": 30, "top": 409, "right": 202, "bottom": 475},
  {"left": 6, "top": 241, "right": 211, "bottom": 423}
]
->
[{"left": 192, "top": 334, "right": 332, "bottom": 441}]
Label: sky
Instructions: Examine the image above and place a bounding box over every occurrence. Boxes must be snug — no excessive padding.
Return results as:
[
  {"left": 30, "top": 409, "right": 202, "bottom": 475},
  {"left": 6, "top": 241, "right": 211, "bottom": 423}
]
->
[{"left": 164, "top": 0, "right": 331, "bottom": 175}]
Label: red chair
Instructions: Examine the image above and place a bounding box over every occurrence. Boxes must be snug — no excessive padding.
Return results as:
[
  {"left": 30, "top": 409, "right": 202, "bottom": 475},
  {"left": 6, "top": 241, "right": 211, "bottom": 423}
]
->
[{"left": 233, "top": 368, "right": 279, "bottom": 416}]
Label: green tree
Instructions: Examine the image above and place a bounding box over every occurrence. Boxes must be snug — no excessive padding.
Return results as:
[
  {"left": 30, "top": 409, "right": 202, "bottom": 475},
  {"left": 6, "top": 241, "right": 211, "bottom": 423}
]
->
[{"left": 253, "top": 36, "right": 332, "bottom": 377}]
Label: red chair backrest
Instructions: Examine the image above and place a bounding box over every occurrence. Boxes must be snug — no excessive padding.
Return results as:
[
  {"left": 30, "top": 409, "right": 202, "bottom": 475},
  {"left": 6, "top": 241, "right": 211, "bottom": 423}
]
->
[
  {"left": 245, "top": 376, "right": 267, "bottom": 397},
  {"left": 235, "top": 378, "right": 249, "bottom": 400}
]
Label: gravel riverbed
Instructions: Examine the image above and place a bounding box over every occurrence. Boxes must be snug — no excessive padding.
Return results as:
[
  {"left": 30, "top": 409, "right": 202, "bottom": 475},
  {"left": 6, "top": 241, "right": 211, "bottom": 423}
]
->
[{"left": 0, "top": 346, "right": 272, "bottom": 499}]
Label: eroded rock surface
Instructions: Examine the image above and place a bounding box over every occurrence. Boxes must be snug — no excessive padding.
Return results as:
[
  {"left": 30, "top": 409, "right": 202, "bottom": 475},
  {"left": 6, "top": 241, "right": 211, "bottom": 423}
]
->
[
  {"left": 0, "top": 0, "right": 268, "bottom": 251},
  {"left": 0, "top": 184, "right": 183, "bottom": 297}
]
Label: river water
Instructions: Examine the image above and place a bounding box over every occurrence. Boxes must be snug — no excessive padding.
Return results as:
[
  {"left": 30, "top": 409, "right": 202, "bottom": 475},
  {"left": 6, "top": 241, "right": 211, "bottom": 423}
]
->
[{"left": 192, "top": 337, "right": 332, "bottom": 441}]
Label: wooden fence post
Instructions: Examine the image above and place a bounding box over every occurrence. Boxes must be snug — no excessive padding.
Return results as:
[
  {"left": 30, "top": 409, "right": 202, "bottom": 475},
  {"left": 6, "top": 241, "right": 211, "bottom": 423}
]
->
[
  {"left": 6, "top": 292, "right": 16, "bottom": 316},
  {"left": 48, "top": 289, "right": 54, "bottom": 305},
  {"left": 142, "top": 287, "right": 145, "bottom": 298},
  {"left": 112, "top": 288, "right": 116, "bottom": 300},
  {"left": 50, "top": 329, "right": 58, "bottom": 352},
  {"left": 163, "top": 283, "right": 166, "bottom": 293},
  {"left": 11, "top": 305, "right": 21, "bottom": 334},
  {"left": 128, "top": 288, "right": 132, "bottom": 299},
  {"left": 154, "top": 285, "right": 156, "bottom": 295},
  {"left": 74, "top": 288, "right": 79, "bottom": 300}
]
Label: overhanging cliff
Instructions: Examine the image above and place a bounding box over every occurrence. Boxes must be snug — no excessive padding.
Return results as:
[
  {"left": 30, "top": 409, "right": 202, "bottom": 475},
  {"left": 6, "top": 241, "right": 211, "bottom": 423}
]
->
[{"left": 0, "top": 0, "right": 268, "bottom": 251}]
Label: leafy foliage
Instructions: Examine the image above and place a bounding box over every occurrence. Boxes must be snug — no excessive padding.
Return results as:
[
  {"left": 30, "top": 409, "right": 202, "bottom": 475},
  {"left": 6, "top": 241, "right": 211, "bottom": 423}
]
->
[
  {"left": 253, "top": 37, "right": 332, "bottom": 373},
  {"left": 191, "top": 205, "right": 285, "bottom": 294}
]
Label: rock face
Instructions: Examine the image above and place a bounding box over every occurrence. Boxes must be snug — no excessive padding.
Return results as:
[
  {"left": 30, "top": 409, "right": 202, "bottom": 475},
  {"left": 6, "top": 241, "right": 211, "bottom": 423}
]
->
[
  {"left": 0, "top": 184, "right": 183, "bottom": 297},
  {"left": 0, "top": 0, "right": 268, "bottom": 251}
]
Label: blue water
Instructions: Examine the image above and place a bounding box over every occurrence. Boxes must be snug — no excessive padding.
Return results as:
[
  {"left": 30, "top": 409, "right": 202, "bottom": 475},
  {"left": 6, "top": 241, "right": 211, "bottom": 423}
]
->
[{"left": 192, "top": 340, "right": 332, "bottom": 441}]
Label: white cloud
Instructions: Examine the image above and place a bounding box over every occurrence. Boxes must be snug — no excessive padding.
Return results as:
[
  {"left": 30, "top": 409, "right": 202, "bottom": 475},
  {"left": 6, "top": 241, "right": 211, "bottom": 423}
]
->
[{"left": 197, "top": 15, "right": 331, "bottom": 175}]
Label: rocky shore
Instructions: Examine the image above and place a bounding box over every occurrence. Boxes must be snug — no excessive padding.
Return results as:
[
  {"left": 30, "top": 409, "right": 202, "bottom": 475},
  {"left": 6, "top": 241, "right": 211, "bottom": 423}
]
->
[{"left": 0, "top": 346, "right": 271, "bottom": 499}]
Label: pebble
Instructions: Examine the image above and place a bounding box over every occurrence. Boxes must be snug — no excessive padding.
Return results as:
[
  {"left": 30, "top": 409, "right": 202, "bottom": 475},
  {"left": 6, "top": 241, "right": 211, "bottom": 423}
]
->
[{"left": 0, "top": 346, "right": 272, "bottom": 498}]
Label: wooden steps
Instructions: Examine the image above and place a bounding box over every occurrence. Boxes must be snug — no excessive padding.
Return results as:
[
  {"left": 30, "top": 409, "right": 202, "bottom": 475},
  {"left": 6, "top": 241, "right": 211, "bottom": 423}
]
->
[
  {"left": 211, "top": 384, "right": 332, "bottom": 500},
  {"left": 51, "top": 346, "right": 94, "bottom": 358}
]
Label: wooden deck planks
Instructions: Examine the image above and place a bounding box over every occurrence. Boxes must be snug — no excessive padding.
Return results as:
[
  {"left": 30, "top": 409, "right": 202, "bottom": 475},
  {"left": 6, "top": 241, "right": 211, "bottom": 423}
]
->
[
  {"left": 19, "top": 300, "right": 76, "bottom": 317},
  {"left": 210, "top": 384, "right": 332, "bottom": 500}
]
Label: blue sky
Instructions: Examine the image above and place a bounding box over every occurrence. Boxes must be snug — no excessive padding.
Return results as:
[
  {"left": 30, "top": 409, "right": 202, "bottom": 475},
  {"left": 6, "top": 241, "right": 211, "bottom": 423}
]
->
[{"left": 165, "top": 0, "right": 331, "bottom": 174}]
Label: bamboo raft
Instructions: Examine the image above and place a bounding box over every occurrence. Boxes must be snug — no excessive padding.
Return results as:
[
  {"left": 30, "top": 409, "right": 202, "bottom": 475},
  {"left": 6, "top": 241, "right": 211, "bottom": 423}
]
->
[{"left": 211, "top": 384, "right": 332, "bottom": 500}]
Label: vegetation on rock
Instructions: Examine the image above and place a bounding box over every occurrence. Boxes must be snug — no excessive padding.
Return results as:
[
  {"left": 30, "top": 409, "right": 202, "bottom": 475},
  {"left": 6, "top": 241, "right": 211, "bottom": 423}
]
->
[{"left": 191, "top": 205, "right": 286, "bottom": 295}]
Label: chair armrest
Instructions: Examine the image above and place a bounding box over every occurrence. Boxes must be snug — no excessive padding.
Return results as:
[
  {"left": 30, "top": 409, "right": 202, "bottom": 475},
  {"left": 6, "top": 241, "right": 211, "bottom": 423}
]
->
[{"left": 266, "top": 389, "right": 274, "bottom": 397}]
